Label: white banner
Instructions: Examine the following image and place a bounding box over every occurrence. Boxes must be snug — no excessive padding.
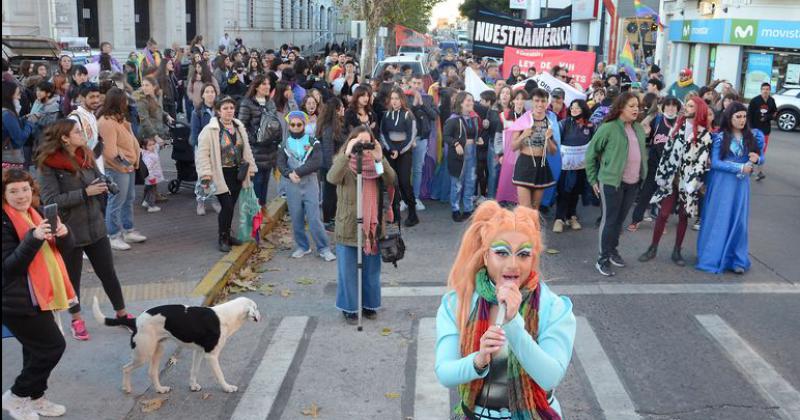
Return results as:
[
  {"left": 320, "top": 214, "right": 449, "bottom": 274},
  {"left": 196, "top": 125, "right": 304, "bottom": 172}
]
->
[
  {"left": 512, "top": 73, "right": 586, "bottom": 106},
  {"left": 465, "top": 67, "right": 493, "bottom": 99}
]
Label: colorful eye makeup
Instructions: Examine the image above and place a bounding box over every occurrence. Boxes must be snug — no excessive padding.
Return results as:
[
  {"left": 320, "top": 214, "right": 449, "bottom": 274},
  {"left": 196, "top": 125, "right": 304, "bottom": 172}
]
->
[{"left": 490, "top": 241, "right": 532, "bottom": 258}]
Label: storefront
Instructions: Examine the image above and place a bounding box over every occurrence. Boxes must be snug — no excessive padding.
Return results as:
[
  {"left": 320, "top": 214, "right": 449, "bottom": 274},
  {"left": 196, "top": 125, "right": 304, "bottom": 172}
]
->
[{"left": 666, "top": 18, "right": 800, "bottom": 98}]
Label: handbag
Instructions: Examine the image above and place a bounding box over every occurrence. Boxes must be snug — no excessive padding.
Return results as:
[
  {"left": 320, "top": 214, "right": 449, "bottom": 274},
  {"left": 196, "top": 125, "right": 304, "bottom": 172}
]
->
[
  {"left": 378, "top": 184, "right": 405, "bottom": 267},
  {"left": 2, "top": 138, "right": 25, "bottom": 165},
  {"left": 134, "top": 152, "right": 150, "bottom": 185}
]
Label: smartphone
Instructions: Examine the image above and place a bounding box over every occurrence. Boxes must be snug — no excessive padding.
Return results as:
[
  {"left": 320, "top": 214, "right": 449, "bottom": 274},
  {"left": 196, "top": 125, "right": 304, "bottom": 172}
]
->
[
  {"left": 116, "top": 156, "right": 132, "bottom": 167},
  {"left": 43, "top": 203, "right": 58, "bottom": 231}
]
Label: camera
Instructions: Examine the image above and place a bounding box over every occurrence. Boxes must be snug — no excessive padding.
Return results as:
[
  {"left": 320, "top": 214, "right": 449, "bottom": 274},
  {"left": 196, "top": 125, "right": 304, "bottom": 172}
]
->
[
  {"left": 94, "top": 175, "right": 120, "bottom": 195},
  {"left": 351, "top": 141, "right": 375, "bottom": 154}
]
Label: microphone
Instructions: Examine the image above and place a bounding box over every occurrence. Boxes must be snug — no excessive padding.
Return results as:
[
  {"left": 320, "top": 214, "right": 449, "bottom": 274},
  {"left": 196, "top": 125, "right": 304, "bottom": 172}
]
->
[{"left": 495, "top": 301, "right": 506, "bottom": 327}]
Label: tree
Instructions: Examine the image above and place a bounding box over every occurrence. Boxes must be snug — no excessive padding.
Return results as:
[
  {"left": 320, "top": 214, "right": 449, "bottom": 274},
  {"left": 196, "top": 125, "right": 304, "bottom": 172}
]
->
[{"left": 459, "top": 0, "right": 513, "bottom": 19}]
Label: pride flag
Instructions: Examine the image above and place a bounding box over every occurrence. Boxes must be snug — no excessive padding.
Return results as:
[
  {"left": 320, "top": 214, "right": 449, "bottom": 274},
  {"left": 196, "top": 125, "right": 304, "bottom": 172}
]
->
[
  {"left": 633, "top": 0, "right": 664, "bottom": 31},
  {"left": 619, "top": 39, "right": 638, "bottom": 82}
]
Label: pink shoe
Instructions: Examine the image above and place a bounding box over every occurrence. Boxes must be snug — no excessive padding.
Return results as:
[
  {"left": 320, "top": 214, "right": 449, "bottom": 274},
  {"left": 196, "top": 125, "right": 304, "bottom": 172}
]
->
[{"left": 70, "top": 319, "right": 90, "bottom": 341}]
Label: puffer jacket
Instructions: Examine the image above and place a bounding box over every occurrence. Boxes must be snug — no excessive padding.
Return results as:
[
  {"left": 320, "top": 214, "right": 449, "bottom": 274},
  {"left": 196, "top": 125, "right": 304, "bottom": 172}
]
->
[
  {"left": 37, "top": 163, "right": 107, "bottom": 247},
  {"left": 239, "top": 96, "right": 279, "bottom": 170},
  {"left": 2, "top": 209, "right": 75, "bottom": 316},
  {"left": 134, "top": 90, "right": 169, "bottom": 140},
  {"left": 319, "top": 124, "right": 345, "bottom": 170}
]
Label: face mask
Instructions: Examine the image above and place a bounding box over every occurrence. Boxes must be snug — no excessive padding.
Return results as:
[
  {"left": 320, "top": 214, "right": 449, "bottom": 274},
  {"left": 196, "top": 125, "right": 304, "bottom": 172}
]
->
[{"left": 664, "top": 111, "right": 677, "bottom": 119}]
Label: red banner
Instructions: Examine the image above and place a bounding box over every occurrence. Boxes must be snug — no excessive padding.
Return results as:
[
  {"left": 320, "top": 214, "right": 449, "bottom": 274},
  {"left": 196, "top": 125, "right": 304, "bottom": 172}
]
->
[
  {"left": 396, "top": 25, "right": 433, "bottom": 48},
  {"left": 502, "top": 47, "right": 596, "bottom": 87}
]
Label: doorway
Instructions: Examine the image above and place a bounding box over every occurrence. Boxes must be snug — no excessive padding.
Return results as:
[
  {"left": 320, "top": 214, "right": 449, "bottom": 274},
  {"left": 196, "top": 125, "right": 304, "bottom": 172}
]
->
[
  {"left": 134, "top": 0, "right": 151, "bottom": 48},
  {"left": 186, "top": 0, "right": 197, "bottom": 43},
  {"left": 76, "top": 0, "right": 100, "bottom": 48}
]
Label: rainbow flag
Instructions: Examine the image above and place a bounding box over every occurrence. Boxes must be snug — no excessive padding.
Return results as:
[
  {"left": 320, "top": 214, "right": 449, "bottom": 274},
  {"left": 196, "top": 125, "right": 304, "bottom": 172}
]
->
[
  {"left": 634, "top": 0, "right": 665, "bottom": 30},
  {"left": 619, "top": 39, "right": 638, "bottom": 82}
]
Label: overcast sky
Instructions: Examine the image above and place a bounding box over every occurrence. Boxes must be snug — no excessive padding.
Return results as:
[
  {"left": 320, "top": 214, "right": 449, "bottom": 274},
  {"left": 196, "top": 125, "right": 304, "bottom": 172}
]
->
[{"left": 430, "top": 0, "right": 465, "bottom": 28}]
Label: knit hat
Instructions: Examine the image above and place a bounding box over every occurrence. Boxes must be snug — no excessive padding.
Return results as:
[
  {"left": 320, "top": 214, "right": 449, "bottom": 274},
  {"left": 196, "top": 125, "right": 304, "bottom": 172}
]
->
[
  {"left": 286, "top": 110, "right": 308, "bottom": 123},
  {"left": 680, "top": 68, "right": 693, "bottom": 77}
]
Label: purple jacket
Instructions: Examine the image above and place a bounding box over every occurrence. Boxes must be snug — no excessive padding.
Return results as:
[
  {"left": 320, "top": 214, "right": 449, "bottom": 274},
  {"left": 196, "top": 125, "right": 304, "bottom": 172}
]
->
[{"left": 91, "top": 54, "right": 122, "bottom": 73}]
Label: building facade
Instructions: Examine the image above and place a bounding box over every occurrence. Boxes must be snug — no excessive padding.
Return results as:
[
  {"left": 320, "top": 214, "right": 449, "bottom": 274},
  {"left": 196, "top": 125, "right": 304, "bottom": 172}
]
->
[
  {"left": 2, "top": 0, "right": 351, "bottom": 55},
  {"left": 655, "top": 0, "right": 800, "bottom": 97}
]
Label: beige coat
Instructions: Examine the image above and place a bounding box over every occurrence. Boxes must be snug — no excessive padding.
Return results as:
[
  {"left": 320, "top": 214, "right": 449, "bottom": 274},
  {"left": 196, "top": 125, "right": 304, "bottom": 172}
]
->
[{"left": 196, "top": 116, "right": 257, "bottom": 194}]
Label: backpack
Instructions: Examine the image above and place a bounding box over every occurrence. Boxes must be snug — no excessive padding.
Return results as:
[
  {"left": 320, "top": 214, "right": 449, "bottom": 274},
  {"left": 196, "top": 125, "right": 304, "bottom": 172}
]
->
[{"left": 255, "top": 105, "right": 282, "bottom": 147}]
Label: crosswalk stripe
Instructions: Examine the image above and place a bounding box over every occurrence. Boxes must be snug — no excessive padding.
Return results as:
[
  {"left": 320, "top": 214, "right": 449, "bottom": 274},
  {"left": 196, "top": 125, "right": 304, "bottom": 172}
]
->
[
  {"left": 574, "top": 317, "right": 642, "bottom": 420},
  {"left": 382, "top": 283, "right": 799, "bottom": 297},
  {"left": 231, "top": 316, "right": 310, "bottom": 420},
  {"left": 415, "top": 317, "right": 451, "bottom": 420},
  {"left": 696, "top": 314, "right": 800, "bottom": 420}
]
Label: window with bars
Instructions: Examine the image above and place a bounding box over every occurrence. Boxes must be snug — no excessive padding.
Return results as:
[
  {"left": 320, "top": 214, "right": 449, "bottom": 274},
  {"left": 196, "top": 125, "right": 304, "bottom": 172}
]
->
[
  {"left": 248, "top": 0, "right": 254, "bottom": 28},
  {"left": 281, "top": 0, "right": 286, "bottom": 29},
  {"left": 291, "top": 0, "right": 297, "bottom": 29},
  {"left": 300, "top": 0, "right": 305, "bottom": 30}
]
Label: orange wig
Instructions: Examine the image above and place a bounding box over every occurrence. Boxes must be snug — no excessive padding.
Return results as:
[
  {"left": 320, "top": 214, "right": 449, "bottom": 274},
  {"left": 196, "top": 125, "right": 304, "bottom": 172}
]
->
[{"left": 447, "top": 201, "right": 543, "bottom": 333}]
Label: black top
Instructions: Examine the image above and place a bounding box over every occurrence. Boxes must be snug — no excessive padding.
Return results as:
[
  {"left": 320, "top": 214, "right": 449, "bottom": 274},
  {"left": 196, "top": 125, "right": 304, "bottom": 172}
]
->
[{"left": 747, "top": 95, "right": 777, "bottom": 135}]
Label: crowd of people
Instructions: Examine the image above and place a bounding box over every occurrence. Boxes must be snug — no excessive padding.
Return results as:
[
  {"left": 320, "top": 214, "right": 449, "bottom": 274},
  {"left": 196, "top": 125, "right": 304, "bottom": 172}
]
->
[{"left": 2, "top": 32, "right": 778, "bottom": 419}]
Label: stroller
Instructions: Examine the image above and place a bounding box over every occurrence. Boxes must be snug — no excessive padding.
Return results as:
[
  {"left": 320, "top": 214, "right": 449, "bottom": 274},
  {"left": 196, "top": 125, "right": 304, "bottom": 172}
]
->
[{"left": 166, "top": 121, "right": 197, "bottom": 194}]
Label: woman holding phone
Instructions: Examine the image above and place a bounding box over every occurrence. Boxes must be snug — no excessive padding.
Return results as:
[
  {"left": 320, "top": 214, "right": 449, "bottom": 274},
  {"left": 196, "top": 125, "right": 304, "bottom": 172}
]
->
[{"left": 37, "top": 119, "right": 132, "bottom": 341}]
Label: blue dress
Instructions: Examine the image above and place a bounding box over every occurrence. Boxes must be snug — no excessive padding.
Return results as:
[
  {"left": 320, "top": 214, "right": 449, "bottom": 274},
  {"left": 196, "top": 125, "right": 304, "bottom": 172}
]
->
[{"left": 696, "top": 131, "right": 764, "bottom": 274}]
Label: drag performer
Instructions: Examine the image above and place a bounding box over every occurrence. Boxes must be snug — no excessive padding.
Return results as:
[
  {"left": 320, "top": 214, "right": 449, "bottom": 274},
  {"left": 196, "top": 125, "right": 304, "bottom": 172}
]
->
[
  {"left": 435, "top": 201, "right": 576, "bottom": 419},
  {"left": 640, "top": 96, "right": 712, "bottom": 266},
  {"left": 696, "top": 103, "right": 764, "bottom": 274}
]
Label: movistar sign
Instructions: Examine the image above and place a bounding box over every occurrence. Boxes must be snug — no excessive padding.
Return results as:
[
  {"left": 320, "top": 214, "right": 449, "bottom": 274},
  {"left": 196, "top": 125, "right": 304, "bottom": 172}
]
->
[{"left": 669, "top": 19, "right": 800, "bottom": 49}]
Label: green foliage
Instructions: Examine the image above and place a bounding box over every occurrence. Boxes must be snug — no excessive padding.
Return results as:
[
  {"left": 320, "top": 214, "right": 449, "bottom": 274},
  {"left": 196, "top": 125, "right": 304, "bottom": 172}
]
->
[
  {"left": 459, "top": 0, "right": 514, "bottom": 19},
  {"left": 385, "top": 0, "right": 442, "bottom": 32}
]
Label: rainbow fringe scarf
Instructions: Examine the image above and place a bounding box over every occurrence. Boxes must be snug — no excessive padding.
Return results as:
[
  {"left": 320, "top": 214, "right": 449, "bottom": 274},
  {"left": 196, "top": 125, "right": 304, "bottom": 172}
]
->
[{"left": 456, "top": 269, "right": 561, "bottom": 420}]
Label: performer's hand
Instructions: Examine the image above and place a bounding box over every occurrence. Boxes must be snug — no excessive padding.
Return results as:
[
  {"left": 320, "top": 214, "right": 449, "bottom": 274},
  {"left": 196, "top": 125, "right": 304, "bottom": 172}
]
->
[
  {"left": 593, "top": 183, "right": 601, "bottom": 197},
  {"left": 476, "top": 326, "right": 505, "bottom": 368},
  {"left": 497, "top": 283, "right": 522, "bottom": 324},
  {"left": 748, "top": 152, "right": 759, "bottom": 164}
]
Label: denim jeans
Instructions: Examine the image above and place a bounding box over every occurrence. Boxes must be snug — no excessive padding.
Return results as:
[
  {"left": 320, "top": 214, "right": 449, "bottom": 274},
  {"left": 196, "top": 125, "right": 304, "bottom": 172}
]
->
[
  {"left": 105, "top": 169, "right": 135, "bottom": 236},
  {"left": 412, "top": 137, "right": 428, "bottom": 199},
  {"left": 487, "top": 140, "right": 499, "bottom": 199},
  {"left": 252, "top": 167, "right": 272, "bottom": 206},
  {"left": 335, "top": 244, "right": 382, "bottom": 313},
  {"left": 282, "top": 174, "right": 330, "bottom": 253},
  {"left": 449, "top": 143, "right": 477, "bottom": 213}
]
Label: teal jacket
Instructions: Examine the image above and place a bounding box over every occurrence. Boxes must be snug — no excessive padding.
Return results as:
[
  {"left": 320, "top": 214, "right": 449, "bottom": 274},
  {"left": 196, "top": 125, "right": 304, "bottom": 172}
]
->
[
  {"left": 584, "top": 119, "right": 648, "bottom": 188},
  {"left": 434, "top": 281, "right": 575, "bottom": 416}
]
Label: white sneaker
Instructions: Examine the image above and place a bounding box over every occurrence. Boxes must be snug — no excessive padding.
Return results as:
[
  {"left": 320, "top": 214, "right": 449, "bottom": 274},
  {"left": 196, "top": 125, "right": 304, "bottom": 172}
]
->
[
  {"left": 415, "top": 201, "right": 426, "bottom": 211},
  {"left": 319, "top": 249, "right": 336, "bottom": 262},
  {"left": 692, "top": 222, "right": 701, "bottom": 231},
  {"left": 140, "top": 201, "right": 148, "bottom": 208},
  {"left": 109, "top": 235, "right": 131, "bottom": 251},
  {"left": 82, "top": 252, "right": 88, "bottom": 260},
  {"left": 211, "top": 200, "right": 222, "bottom": 214},
  {"left": 146, "top": 205, "right": 161, "bottom": 213},
  {"left": 122, "top": 230, "right": 147, "bottom": 243},
  {"left": 196, "top": 201, "right": 206, "bottom": 216},
  {"left": 2, "top": 390, "right": 39, "bottom": 420},
  {"left": 399, "top": 201, "right": 408, "bottom": 212},
  {"left": 291, "top": 248, "right": 311, "bottom": 259},
  {"left": 29, "top": 397, "right": 65, "bottom": 417}
]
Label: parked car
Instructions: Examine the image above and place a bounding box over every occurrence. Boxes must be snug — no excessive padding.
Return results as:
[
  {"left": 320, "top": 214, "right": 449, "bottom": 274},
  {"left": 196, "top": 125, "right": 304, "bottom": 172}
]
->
[
  {"left": 397, "top": 45, "right": 428, "bottom": 62},
  {"left": 371, "top": 56, "right": 432, "bottom": 90},
  {"left": 2, "top": 35, "right": 61, "bottom": 74},
  {"left": 774, "top": 88, "right": 800, "bottom": 131}
]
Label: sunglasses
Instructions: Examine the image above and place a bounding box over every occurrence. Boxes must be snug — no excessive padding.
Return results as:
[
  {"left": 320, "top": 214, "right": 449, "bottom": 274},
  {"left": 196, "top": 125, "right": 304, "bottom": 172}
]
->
[{"left": 289, "top": 123, "right": 304, "bottom": 128}]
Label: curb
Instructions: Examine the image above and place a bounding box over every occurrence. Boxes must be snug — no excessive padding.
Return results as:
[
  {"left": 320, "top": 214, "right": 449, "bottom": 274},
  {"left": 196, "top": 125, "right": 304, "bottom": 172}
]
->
[{"left": 191, "top": 197, "right": 287, "bottom": 305}]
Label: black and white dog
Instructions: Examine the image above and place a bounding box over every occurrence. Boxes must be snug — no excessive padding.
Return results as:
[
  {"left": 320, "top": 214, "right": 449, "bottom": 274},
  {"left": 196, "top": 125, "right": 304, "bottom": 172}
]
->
[{"left": 92, "top": 296, "right": 260, "bottom": 394}]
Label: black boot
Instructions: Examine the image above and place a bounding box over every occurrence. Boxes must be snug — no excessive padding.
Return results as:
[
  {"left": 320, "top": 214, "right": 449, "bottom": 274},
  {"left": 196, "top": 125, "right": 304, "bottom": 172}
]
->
[
  {"left": 228, "top": 231, "right": 243, "bottom": 246},
  {"left": 671, "top": 247, "right": 686, "bottom": 266},
  {"left": 218, "top": 232, "right": 231, "bottom": 253},
  {"left": 452, "top": 211, "right": 464, "bottom": 222},
  {"left": 638, "top": 245, "right": 657, "bottom": 262},
  {"left": 404, "top": 205, "right": 419, "bottom": 227}
]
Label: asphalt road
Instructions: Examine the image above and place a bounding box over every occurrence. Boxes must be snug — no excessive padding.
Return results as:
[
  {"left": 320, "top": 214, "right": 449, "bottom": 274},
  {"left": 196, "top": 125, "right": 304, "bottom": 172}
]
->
[{"left": 3, "top": 130, "right": 798, "bottom": 420}]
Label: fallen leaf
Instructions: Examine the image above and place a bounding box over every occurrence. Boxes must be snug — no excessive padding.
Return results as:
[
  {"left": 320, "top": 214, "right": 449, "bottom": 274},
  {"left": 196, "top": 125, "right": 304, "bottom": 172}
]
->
[
  {"left": 140, "top": 397, "right": 168, "bottom": 413},
  {"left": 385, "top": 392, "right": 401, "bottom": 399},
  {"left": 201, "top": 393, "right": 211, "bottom": 400},
  {"left": 296, "top": 277, "right": 315, "bottom": 286},
  {"left": 300, "top": 402, "right": 321, "bottom": 417},
  {"left": 381, "top": 327, "right": 392, "bottom": 336},
  {"left": 545, "top": 248, "right": 560, "bottom": 254},
  {"left": 280, "top": 289, "right": 292, "bottom": 298}
]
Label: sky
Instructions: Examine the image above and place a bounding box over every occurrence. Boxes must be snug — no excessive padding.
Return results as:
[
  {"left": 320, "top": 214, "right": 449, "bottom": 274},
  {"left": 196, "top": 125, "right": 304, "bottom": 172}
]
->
[{"left": 430, "top": 0, "right": 465, "bottom": 28}]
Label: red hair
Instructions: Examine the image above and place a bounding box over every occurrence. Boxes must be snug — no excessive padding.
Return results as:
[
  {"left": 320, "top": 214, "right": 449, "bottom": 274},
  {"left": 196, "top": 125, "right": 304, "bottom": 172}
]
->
[
  {"left": 672, "top": 96, "right": 709, "bottom": 143},
  {"left": 447, "top": 201, "right": 543, "bottom": 333}
]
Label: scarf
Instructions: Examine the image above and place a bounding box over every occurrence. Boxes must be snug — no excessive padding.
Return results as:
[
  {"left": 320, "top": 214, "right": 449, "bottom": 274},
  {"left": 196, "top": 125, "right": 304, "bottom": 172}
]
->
[
  {"left": 3, "top": 204, "right": 77, "bottom": 311},
  {"left": 348, "top": 154, "right": 394, "bottom": 254},
  {"left": 677, "top": 77, "right": 694, "bottom": 88},
  {"left": 457, "top": 269, "right": 560, "bottom": 420},
  {"left": 44, "top": 148, "right": 94, "bottom": 173}
]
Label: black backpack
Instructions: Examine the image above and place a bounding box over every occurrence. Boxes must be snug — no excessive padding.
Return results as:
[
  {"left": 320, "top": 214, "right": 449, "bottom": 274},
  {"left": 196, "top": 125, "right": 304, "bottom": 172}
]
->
[{"left": 255, "top": 104, "right": 282, "bottom": 147}]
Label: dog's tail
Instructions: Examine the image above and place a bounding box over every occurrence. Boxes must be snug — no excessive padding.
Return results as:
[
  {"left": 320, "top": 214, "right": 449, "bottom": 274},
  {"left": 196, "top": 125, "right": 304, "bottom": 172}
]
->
[{"left": 91, "top": 296, "right": 137, "bottom": 333}]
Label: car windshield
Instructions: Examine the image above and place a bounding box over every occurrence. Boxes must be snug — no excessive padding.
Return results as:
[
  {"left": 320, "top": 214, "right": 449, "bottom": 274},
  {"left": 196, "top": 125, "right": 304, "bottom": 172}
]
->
[
  {"left": 400, "top": 46, "right": 423, "bottom": 53},
  {"left": 374, "top": 62, "right": 424, "bottom": 77}
]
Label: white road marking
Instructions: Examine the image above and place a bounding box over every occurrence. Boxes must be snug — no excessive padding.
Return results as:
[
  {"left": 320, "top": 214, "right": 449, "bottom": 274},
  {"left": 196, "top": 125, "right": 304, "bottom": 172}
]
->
[
  {"left": 696, "top": 314, "right": 800, "bottom": 420},
  {"left": 382, "top": 283, "right": 799, "bottom": 297},
  {"left": 231, "top": 316, "right": 309, "bottom": 420},
  {"left": 574, "top": 317, "right": 642, "bottom": 420},
  {"left": 414, "top": 317, "right": 451, "bottom": 420}
]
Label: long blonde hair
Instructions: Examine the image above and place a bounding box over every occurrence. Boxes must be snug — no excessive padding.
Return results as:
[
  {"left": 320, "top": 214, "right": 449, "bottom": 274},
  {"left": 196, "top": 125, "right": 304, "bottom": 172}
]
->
[{"left": 447, "top": 201, "right": 543, "bottom": 333}]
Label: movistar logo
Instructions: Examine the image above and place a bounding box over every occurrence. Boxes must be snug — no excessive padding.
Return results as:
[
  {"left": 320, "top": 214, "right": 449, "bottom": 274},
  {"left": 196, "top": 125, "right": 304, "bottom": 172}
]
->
[
  {"left": 730, "top": 19, "right": 758, "bottom": 45},
  {"left": 682, "top": 21, "right": 691, "bottom": 40},
  {"left": 734, "top": 25, "right": 754, "bottom": 38}
]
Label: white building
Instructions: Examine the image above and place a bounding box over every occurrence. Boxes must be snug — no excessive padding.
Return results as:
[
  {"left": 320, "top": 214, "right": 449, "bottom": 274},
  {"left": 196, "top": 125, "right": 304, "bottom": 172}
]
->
[
  {"left": 655, "top": 0, "right": 800, "bottom": 97},
  {"left": 2, "top": 0, "right": 350, "bottom": 55}
]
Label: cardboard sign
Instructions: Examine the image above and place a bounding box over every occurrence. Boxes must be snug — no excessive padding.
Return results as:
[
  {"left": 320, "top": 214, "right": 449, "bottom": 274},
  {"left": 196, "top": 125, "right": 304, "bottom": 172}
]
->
[{"left": 503, "top": 46, "right": 596, "bottom": 87}]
